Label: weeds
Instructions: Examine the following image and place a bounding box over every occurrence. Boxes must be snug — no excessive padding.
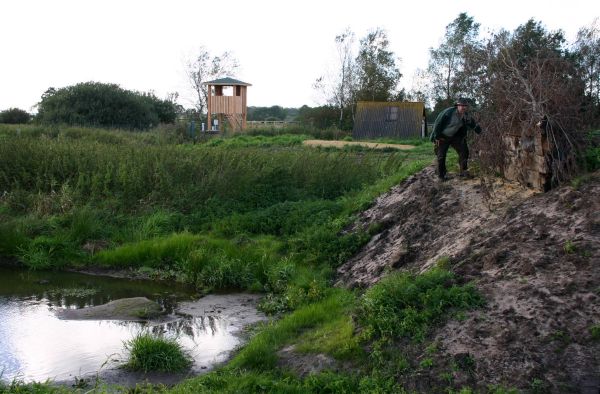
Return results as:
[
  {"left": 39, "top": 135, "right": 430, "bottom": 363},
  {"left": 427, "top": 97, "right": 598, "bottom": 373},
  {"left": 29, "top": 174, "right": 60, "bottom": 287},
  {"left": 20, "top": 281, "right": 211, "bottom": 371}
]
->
[
  {"left": 589, "top": 324, "right": 600, "bottom": 341},
  {"left": 358, "top": 268, "right": 484, "bottom": 343},
  {"left": 228, "top": 289, "right": 355, "bottom": 370},
  {"left": 124, "top": 333, "right": 192, "bottom": 373},
  {"left": 563, "top": 240, "right": 576, "bottom": 254}
]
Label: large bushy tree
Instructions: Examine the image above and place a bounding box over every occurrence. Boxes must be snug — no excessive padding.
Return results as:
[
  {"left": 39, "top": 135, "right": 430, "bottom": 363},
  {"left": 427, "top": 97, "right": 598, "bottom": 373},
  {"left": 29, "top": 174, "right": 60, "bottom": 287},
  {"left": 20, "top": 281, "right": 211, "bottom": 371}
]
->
[
  {"left": 428, "top": 13, "right": 481, "bottom": 106},
  {"left": 473, "top": 19, "right": 587, "bottom": 184},
  {"left": 574, "top": 18, "right": 600, "bottom": 114},
  {"left": 314, "top": 27, "right": 402, "bottom": 130},
  {"left": 0, "top": 108, "right": 31, "bottom": 124},
  {"left": 314, "top": 27, "right": 357, "bottom": 129},
  {"left": 355, "top": 27, "right": 402, "bottom": 102},
  {"left": 36, "top": 82, "right": 177, "bottom": 130}
]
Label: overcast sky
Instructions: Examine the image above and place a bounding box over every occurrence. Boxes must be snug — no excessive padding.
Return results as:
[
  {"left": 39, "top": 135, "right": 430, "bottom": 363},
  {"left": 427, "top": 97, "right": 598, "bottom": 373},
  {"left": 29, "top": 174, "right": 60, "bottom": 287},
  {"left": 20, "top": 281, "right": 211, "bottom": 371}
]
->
[{"left": 0, "top": 0, "right": 597, "bottom": 112}]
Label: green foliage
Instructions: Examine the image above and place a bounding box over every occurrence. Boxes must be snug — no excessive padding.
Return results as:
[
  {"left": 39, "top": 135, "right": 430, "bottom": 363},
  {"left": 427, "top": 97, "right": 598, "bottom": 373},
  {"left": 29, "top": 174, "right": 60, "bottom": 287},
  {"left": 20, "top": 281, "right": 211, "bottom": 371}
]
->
[
  {"left": 529, "top": 378, "right": 549, "bottom": 394},
  {"left": 203, "top": 133, "right": 306, "bottom": 148},
  {"left": 358, "top": 268, "right": 484, "bottom": 343},
  {"left": 247, "top": 105, "right": 289, "bottom": 121},
  {"left": 590, "top": 324, "right": 600, "bottom": 340},
  {"left": 36, "top": 82, "right": 177, "bottom": 129},
  {"left": 0, "top": 217, "right": 30, "bottom": 255},
  {"left": 0, "top": 107, "right": 31, "bottom": 124},
  {"left": 124, "top": 333, "right": 192, "bottom": 373},
  {"left": 563, "top": 240, "right": 576, "bottom": 254},
  {"left": 171, "top": 369, "right": 407, "bottom": 394},
  {"left": 213, "top": 199, "right": 344, "bottom": 237},
  {"left": 229, "top": 289, "right": 354, "bottom": 370},
  {"left": 17, "top": 234, "right": 79, "bottom": 270},
  {"left": 95, "top": 232, "right": 200, "bottom": 268},
  {"left": 0, "top": 380, "right": 72, "bottom": 393},
  {"left": 178, "top": 246, "right": 260, "bottom": 290},
  {"left": 290, "top": 219, "right": 371, "bottom": 267},
  {"left": 0, "top": 130, "right": 394, "bottom": 213},
  {"left": 428, "top": 12, "right": 480, "bottom": 103},
  {"left": 355, "top": 28, "right": 402, "bottom": 102},
  {"left": 419, "top": 357, "right": 434, "bottom": 369},
  {"left": 296, "top": 104, "right": 339, "bottom": 130},
  {"left": 295, "top": 316, "right": 364, "bottom": 360},
  {"left": 582, "top": 130, "right": 600, "bottom": 171}
]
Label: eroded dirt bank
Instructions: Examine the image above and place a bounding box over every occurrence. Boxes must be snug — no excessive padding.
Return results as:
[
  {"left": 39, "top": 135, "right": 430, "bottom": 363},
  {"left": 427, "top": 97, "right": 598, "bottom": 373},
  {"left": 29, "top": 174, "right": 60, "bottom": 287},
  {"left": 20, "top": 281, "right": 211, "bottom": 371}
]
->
[{"left": 337, "top": 166, "right": 600, "bottom": 392}]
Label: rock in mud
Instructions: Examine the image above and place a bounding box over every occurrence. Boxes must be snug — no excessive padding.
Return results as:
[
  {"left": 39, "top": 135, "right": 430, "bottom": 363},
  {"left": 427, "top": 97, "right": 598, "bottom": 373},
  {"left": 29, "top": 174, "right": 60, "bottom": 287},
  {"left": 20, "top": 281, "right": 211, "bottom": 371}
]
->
[{"left": 57, "top": 297, "right": 163, "bottom": 320}]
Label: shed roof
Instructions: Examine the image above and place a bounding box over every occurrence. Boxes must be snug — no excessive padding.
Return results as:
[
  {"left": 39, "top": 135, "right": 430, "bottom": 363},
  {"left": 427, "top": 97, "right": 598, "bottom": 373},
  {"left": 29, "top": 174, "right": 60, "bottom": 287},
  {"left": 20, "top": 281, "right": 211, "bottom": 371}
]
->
[{"left": 202, "top": 77, "right": 252, "bottom": 86}]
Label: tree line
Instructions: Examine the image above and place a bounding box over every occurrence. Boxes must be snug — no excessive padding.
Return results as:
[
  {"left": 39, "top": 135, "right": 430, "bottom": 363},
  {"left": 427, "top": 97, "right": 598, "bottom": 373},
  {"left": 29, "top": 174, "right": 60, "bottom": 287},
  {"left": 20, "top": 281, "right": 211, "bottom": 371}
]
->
[{"left": 2, "top": 15, "right": 598, "bottom": 135}]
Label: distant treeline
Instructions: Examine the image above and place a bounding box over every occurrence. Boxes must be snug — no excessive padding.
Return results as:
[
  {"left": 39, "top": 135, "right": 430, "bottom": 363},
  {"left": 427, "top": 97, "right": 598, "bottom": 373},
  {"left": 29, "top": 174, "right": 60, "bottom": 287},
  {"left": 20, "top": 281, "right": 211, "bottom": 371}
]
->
[
  {"left": 247, "top": 105, "right": 353, "bottom": 130},
  {"left": 2, "top": 98, "right": 353, "bottom": 131},
  {"left": 4, "top": 85, "right": 373, "bottom": 132}
]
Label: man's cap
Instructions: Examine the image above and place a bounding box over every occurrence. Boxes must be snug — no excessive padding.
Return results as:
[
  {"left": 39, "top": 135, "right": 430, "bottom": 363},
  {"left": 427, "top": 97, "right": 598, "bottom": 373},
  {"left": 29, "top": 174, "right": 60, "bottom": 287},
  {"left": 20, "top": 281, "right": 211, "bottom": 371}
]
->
[{"left": 455, "top": 97, "right": 470, "bottom": 106}]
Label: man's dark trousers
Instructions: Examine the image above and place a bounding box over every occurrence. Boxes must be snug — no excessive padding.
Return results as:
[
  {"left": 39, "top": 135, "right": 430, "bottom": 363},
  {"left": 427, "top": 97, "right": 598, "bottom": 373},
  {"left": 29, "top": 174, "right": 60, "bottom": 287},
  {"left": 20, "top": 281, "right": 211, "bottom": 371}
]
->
[{"left": 434, "top": 130, "right": 469, "bottom": 179}]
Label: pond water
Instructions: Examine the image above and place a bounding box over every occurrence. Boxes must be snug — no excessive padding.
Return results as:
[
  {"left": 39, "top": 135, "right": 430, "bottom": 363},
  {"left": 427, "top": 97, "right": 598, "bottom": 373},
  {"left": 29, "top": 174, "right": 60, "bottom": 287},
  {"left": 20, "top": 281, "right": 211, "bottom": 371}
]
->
[{"left": 0, "top": 266, "right": 264, "bottom": 385}]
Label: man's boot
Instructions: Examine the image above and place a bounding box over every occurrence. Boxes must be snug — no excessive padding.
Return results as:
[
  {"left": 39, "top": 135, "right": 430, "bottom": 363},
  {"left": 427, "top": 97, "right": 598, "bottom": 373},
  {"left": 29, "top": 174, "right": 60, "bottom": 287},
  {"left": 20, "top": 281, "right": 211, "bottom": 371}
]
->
[{"left": 459, "top": 170, "right": 473, "bottom": 179}]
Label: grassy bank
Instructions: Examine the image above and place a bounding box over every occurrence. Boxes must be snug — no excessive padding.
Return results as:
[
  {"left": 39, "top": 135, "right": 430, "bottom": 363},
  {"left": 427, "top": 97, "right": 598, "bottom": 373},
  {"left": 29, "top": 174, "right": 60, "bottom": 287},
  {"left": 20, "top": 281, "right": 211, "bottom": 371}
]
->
[{"left": 0, "top": 124, "right": 432, "bottom": 291}]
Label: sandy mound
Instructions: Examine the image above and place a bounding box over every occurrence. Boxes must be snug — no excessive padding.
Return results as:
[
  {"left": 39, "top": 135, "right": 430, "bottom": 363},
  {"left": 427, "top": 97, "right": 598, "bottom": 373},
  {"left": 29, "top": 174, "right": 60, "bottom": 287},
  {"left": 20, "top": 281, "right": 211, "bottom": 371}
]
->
[{"left": 336, "top": 166, "right": 600, "bottom": 391}]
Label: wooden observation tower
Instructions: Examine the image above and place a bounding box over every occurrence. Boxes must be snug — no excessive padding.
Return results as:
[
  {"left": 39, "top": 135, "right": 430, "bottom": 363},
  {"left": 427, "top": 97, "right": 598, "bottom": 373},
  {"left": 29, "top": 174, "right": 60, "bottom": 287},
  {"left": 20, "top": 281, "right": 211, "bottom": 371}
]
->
[{"left": 203, "top": 77, "right": 251, "bottom": 132}]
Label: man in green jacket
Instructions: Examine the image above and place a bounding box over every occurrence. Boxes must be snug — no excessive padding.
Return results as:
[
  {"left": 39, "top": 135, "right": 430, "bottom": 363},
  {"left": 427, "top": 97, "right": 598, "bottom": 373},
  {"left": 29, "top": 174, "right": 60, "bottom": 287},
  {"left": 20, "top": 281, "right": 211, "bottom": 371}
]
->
[{"left": 430, "top": 97, "right": 482, "bottom": 181}]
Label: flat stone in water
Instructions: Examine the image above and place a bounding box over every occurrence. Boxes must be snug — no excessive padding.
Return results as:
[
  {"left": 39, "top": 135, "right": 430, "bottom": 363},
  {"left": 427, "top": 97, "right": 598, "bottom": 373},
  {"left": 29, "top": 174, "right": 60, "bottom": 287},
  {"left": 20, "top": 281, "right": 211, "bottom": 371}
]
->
[{"left": 57, "top": 297, "right": 163, "bottom": 320}]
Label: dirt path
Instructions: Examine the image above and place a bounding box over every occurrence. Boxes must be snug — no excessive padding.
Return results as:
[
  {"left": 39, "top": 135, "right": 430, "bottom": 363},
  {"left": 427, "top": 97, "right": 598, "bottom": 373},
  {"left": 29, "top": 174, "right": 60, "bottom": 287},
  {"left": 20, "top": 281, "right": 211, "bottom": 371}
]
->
[
  {"left": 302, "top": 139, "right": 414, "bottom": 150},
  {"left": 336, "top": 166, "right": 600, "bottom": 392}
]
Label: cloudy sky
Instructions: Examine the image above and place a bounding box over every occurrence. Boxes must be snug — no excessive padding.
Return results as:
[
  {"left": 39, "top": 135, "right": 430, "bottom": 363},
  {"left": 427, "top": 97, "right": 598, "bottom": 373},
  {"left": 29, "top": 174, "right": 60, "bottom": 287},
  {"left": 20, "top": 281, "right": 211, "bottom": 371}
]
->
[{"left": 0, "top": 0, "right": 597, "bottom": 112}]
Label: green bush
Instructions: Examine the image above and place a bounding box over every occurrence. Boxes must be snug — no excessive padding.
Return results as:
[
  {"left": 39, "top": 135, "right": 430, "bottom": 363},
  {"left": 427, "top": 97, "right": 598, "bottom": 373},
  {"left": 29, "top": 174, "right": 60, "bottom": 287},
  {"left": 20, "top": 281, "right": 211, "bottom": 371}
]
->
[
  {"left": 36, "top": 82, "right": 176, "bottom": 130},
  {"left": 358, "top": 268, "right": 484, "bottom": 342},
  {"left": 124, "top": 333, "right": 192, "bottom": 373},
  {"left": 229, "top": 289, "right": 354, "bottom": 370},
  {"left": 0, "top": 107, "right": 31, "bottom": 124},
  {"left": 213, "top": 199, "right": 343, "bottom": 237},
  {"left": 95, "top": 232, "right": 199, "bottom": 268},
  {"left": 590, "top": 324, "right": 600, "bottom": 340}
]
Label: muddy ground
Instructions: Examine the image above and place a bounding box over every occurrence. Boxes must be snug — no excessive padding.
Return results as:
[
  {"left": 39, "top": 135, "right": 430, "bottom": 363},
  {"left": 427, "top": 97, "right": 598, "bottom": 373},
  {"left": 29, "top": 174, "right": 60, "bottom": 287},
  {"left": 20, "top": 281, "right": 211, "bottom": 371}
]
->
[
  {"left": 302, "top": 139, "right": 414, "bottom": 150},
  {"left": 335, "top": 166, "right": 600, "bottom": 392}
]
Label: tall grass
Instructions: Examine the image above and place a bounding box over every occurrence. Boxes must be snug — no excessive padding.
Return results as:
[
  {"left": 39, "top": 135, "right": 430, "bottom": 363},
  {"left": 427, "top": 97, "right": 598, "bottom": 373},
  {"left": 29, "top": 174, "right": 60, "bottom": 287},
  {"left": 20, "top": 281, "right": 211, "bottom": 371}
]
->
[
  {"left": 0, "top": 132, "right": 399, "bottom": 214},
  {"left": 228, "top": 288, "right": 355, "bottom": 370},
  {"left": 1, "top": 125, "right": 431, "bottom": 275}
]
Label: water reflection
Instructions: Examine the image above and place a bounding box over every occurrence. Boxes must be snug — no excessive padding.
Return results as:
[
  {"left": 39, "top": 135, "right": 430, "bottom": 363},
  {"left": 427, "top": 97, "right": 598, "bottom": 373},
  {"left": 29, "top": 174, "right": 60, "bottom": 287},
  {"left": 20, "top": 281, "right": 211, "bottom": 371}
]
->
[{"left": 0, "top": 267, "right": 242, "bottom": 383}]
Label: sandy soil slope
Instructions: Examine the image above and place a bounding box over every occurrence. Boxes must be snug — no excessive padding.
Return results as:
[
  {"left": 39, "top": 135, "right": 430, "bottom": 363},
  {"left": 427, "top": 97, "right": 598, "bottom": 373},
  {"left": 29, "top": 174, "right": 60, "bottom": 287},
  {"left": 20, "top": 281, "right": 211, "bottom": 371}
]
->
[{"left": 336, "top": 166, "right": 600, "bottom": 392}]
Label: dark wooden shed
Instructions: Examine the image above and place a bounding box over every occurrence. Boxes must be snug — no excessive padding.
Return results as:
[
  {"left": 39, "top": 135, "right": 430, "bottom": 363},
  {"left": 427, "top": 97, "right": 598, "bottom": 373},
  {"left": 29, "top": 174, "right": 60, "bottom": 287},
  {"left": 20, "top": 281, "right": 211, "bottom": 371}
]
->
[{"left": 352, "top": 101, "right": 426, "bottom": 140}]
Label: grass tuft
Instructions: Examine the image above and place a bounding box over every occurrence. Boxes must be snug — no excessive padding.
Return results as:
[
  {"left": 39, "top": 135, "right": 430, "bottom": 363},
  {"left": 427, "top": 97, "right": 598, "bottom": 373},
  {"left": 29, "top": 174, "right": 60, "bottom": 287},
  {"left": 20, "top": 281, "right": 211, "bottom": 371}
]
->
[{"left": 124, "top": 333, "right": 192, "bottom": 373}]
